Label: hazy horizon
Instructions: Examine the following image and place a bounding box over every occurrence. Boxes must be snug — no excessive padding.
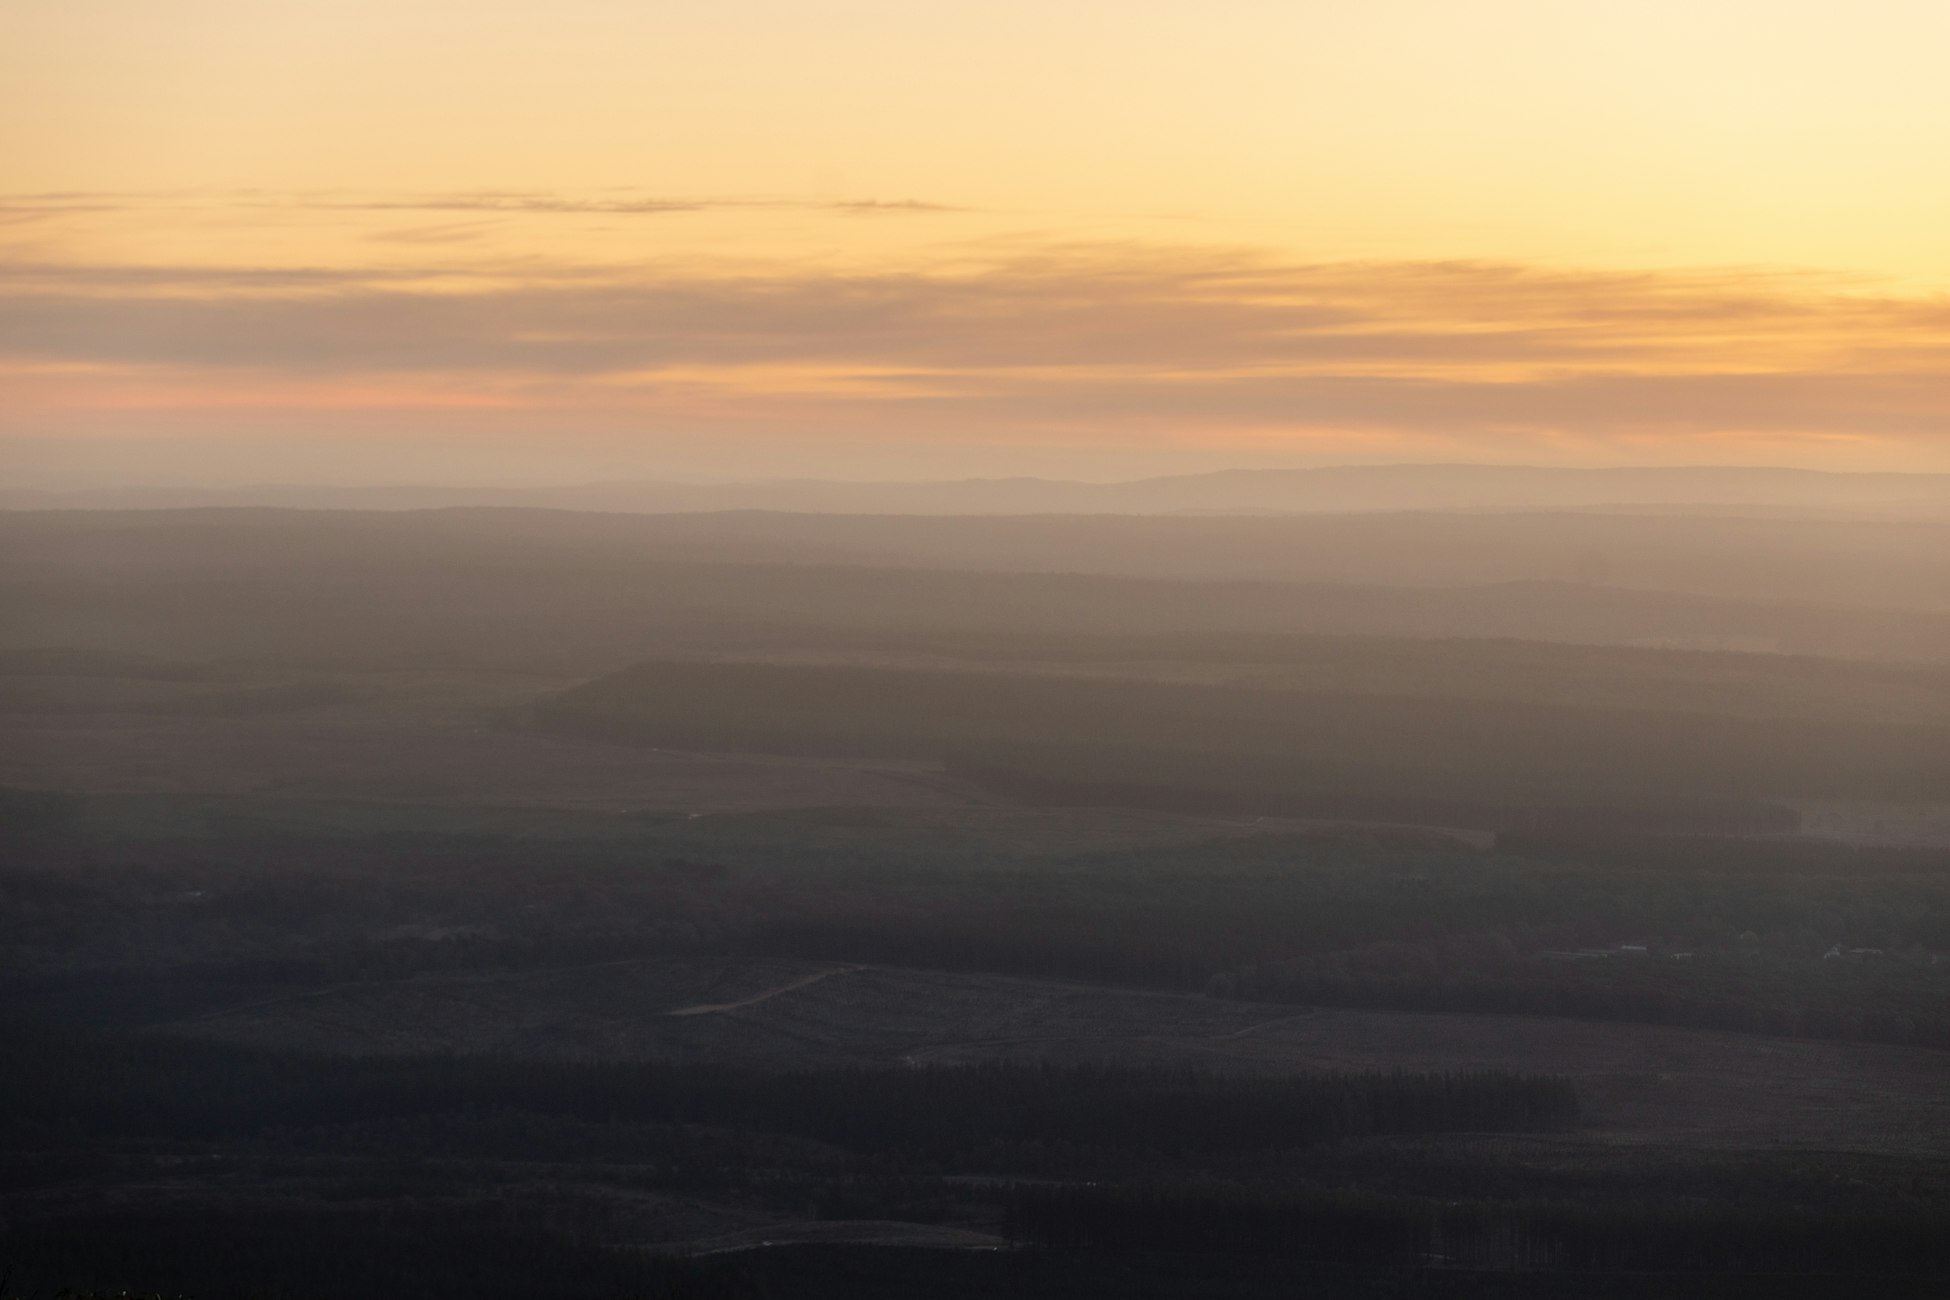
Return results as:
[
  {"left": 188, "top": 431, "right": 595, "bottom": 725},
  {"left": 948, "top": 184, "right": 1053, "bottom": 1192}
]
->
[
  {"left": 9, "top": 457, "right": 1950, "bottom": 496},
  {"left": 10, "top": 460, "right": 1949, "bottom": 530}
]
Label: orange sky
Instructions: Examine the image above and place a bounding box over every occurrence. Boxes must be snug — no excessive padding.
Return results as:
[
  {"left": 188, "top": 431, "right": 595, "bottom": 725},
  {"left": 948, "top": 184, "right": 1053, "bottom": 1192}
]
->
[{"left": 4, "top": 1, "right": 1948, "bottom": 484}]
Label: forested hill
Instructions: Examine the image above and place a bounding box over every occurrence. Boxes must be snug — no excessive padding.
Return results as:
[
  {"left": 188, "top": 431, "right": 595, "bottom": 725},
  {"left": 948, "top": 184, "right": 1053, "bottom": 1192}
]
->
[
  {"left": 5, "top": 508, "right": 1949, "bottom": 668},
  {"left": 535, "top": 660, "right": 1950, "bottom": 831}
]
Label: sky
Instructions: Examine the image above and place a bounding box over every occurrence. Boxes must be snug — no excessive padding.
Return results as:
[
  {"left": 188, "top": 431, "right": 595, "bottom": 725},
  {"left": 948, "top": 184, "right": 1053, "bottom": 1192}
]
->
[{"left": 4, "top": 0, "right": 1948, "bottom": 486}]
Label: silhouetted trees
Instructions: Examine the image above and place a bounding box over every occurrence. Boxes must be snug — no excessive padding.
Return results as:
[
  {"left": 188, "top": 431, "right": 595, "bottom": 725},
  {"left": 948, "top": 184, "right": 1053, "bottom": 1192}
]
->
[{"left": 0, "top": 1021, "right": 1573, "bottom": 1160}]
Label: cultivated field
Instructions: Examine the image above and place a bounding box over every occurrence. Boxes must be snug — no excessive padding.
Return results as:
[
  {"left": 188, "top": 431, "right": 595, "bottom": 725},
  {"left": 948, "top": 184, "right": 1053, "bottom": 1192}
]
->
[{"left": 166, "top": 958, "right": 1950, "bottom": 1157}]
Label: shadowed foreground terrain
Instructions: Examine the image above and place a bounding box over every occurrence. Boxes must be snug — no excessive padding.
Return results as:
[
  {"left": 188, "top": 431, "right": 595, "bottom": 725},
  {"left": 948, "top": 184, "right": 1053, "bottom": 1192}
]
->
[
  {"left": 6, "top": 772, "right": 1948, "bottom": 1297},
  {"left": 3, "top": 503, "right": 1949, "bottom": 1297}
]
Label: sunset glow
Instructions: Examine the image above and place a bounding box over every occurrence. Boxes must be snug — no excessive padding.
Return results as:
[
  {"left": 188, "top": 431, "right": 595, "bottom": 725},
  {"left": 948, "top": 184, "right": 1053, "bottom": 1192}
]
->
[{"left": 5, "top": 0, "right": 1948, "bottom": 483}]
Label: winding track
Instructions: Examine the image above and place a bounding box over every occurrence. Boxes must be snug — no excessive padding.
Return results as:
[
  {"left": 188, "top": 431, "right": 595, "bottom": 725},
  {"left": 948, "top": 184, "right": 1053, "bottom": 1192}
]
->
[{"left": 662, "top": 964, "right": 862, "bottom": 1017}]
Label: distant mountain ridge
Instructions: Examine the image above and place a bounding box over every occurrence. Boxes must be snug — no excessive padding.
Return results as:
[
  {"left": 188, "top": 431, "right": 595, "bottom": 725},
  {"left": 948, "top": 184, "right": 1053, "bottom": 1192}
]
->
[{"left": 8, "top": 464, "right": 1948, "bottom": 516}]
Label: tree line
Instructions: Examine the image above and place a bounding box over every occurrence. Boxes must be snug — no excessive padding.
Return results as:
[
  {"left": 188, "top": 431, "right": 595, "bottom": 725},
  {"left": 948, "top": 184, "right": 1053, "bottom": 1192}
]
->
[
  {"left": 1005, "top": 1181, "right": 1950, "bottom": 1277},
  {"left": 0, "top": 1020, "right": 1574, "bottom": 1162}
]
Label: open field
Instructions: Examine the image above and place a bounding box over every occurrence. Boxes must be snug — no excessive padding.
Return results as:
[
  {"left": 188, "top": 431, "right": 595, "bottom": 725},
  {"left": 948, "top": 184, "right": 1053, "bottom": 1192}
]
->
[{"left": 163, "top": 959, "right": 1950, "bottom": 1157}]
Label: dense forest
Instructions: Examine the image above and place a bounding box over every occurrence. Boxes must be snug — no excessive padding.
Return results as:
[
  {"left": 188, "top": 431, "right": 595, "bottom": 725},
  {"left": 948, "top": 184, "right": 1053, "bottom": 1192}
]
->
[
  {"left": 0, "top": 1021, "right": 1576, "bottom": 1160},
  {"left": 536, "top": 662, "right": 1950, "bottom": 824},
  {"left": 4, "top": 1017, "right": 1945, "bottom": 1299},
  {"left": 7, "top": 791, "right": 1948, "bottom": 1047}
]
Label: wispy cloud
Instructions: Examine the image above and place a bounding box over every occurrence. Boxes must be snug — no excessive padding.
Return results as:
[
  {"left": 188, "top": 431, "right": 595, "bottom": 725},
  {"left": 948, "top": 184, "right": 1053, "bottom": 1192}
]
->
[
  {"left": 0, "top": 188, "right": 973, "bottom": 220},
  {"left": 362, "top": 222, "right": 498, "bottom": 246},
  {"left": 2, "top": 241, "right": 1945, "bottom": 457}
]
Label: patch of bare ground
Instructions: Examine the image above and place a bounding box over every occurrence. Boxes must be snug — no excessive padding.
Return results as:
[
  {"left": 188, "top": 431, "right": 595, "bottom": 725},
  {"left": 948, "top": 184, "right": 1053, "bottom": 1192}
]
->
[{"left": 164, "top": 961, "right": 1950, "bottom": 1157}]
